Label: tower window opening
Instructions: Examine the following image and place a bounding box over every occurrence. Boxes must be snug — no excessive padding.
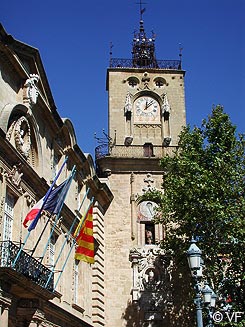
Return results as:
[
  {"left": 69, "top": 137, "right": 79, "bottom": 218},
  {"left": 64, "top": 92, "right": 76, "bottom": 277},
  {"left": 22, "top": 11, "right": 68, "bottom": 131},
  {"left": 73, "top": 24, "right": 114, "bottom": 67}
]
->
[
  {"left": 128, "top": 77, "right": 139, "bottom": 88},
  {"left": 143, "top": 143, "right": 154, "bottom": 157},
  {"left": 145, "top": 223, "right": 155, "bottom": 245},
  {"left": 156, "top": 80, "right": 163, "bottom": 88},
  {"left": 125, "top": 111, "right": 132, "bottom": 121},
  {"left": 154, "top": 77, "right": 166, "bottom": 88}
]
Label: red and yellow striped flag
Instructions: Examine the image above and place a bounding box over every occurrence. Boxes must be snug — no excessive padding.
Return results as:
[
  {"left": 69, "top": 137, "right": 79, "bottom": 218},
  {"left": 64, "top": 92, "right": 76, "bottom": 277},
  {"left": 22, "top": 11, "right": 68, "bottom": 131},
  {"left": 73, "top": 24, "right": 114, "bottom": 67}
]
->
[{"left": 74, "top": 206, "right": 94, "bottom": 264}]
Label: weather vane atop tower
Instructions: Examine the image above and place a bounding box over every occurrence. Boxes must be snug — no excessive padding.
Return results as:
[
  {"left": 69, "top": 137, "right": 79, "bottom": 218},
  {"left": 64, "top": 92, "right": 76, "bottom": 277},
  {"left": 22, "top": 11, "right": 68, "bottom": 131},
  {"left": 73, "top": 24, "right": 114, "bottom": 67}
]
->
[
  {"left": 108, "top": 2, "right": 182, "bottom": 70},
  {"left": 132, "top": 0, "right": 157, "bottom": 68},
  {"left": 137, "top": 0, "right": 146, "bottom": 20}
]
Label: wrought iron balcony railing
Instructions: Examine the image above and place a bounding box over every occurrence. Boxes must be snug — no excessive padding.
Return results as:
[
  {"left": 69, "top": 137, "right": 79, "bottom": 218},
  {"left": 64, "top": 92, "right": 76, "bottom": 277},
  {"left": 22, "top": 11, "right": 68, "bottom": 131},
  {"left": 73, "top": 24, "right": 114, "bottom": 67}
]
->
[
  {"left": 109, "top": 58, "right": 181, "bottom": 70},
  {"left": 0, "top": 240, "right": 54, "bottom": 292},
  {"left": 95, "top": 144, "right": 175, "bottom": 161},
  {"left": 95, "top": 143, "right": 109, "bottom": 160}
]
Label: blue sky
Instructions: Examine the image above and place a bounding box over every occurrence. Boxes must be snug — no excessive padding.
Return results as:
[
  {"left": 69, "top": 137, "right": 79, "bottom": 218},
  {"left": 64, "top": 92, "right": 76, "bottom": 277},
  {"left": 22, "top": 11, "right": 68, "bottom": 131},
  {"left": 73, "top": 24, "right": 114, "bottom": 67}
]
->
[{"left": 1, "top": 0, "right": 244, "bottom": 158}]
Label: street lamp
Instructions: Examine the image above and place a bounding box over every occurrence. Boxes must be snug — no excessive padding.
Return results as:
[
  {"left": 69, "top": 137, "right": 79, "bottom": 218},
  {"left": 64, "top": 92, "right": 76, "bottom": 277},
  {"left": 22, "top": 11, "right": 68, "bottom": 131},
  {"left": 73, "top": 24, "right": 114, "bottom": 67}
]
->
[
  {"left": 202, "top": 284, "right": 213, "bottom": 305},
  {"left": 187, "top": 239, "right": 204, "bottom": 327},
  {"left": 186, "top": 239, "right": 217, "bottom": 327},
  {"left": 206, "top": 291, "right": 217, "bottom": 327},
  {"left": 210, "top": 292, "right": 217, "bottom": 309},
  {"left": 186, "top": 239, "right": 202, "bottom": 274}
]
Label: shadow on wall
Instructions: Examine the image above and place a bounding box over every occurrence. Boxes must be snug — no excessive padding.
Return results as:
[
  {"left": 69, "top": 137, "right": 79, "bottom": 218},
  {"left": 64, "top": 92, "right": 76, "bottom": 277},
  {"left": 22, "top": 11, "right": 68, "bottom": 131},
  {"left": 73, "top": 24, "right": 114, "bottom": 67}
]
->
[{"left": 122, "top": 257, "right": 195, "bottom": 327}]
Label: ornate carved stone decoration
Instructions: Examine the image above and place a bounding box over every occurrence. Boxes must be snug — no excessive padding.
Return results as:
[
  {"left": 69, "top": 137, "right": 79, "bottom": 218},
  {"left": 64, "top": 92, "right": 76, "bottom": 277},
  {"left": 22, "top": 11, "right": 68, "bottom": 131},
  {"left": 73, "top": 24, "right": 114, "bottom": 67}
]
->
[
  {"left": 163, "top": 136, "right": 171, "bottom": 147},
  {"left": 124, "top": 91, "right": 133, "bottom": 115},
  {"left": 32, "top": 308, "right": 46, "bottom": 323},
  {"left": 134, "top": 124, "right": 161, "bottom": 129},
  {"left": 6, "top": 162, "right": 23, "bottom": 189},
  {"left": 6, "top": 120, "right": 15, "bottom": 142},
  {"left": 161, "top": 93, "right": 170, "bottom": 119},
  {"left": 142, "top": 173, "right": 155, "bottom": 193},
  {"left": 24, "top": 192, "right": 35, "bottom": 207},
  {"left": 7, "top": 116, "right": 31, "bottom": 160},
  {"left": 161, "top": 93, "right": 171, "bottom": 147},
  {"left": 23, "top": 74, "right": 40, "bottom": 105},
  {"left": 129, "top": 247, "right": 173, "bottom": 322},
  {"left": 15, "top": 116, "right": 31, "bottom": 159},
  {"left": 142, "top": 72, "right": 150, "bottom": 89}
]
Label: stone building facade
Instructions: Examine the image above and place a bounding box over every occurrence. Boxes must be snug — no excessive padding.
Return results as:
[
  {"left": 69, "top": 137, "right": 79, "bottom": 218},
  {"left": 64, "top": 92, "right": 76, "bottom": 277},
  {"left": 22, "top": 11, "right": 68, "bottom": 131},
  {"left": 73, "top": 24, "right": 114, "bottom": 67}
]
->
[
  {"left": 0, "top": 24, "right": 113, "bottom": 327},
  {"left": 95, "top": 18, "right": 186, "bottom": 327},
  {"left": 1, "top": 10, "right": 188, "bottom": 327}
]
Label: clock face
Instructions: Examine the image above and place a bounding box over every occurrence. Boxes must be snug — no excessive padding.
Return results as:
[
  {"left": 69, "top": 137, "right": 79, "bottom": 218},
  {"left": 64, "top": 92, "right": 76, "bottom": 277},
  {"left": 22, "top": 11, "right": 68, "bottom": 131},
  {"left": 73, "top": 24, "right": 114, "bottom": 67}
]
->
[
  {"left": 137, "top": 201, "right": 157, "bottom": 222},
  {"left": 134, "top": 96, "right": 160, "bottom": 123}
]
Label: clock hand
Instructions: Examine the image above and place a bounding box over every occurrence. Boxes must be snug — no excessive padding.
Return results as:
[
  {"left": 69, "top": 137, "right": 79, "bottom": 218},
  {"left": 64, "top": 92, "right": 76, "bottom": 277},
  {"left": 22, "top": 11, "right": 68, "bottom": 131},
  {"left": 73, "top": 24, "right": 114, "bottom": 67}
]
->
[
  {"left": 144, "top": 100, "right": 154, "bottom": 110},
  {"left": 146, "top": 202, "right": 153, "bottom": 216}
]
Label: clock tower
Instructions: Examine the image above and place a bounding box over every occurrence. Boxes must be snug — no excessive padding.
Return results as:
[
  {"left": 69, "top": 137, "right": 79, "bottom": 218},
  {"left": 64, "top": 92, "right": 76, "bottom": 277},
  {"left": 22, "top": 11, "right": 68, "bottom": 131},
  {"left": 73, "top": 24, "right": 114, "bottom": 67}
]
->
[{"left": 96, "top": 9, "right": 186, "bottom": 327}]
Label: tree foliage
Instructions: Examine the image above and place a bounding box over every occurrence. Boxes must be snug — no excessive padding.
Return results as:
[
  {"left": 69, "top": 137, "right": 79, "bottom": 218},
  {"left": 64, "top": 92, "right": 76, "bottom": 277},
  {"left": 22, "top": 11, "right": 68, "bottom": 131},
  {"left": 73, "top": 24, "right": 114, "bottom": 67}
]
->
[{"left": 142, "top": 106, "right": 245, "bottom": 321}]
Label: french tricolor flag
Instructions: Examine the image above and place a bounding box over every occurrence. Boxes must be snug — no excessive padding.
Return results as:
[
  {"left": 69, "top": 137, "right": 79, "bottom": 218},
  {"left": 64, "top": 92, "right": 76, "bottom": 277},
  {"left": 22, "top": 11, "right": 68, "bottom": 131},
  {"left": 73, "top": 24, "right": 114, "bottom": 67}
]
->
[
  {"left": 23, "top": 199, "right": 43, "bottom": 228},
  {"left": 23, "top": 180, "right": 67, "bottom": 231},
  {"left": 23, "top": 157, "right": 68, "bottom": 231}
]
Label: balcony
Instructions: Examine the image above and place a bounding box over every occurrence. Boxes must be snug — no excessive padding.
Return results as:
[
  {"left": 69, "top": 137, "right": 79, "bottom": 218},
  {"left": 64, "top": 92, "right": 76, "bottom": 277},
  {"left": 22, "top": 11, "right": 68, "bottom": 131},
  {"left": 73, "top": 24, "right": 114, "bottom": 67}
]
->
[
  {"left": 0, "top": 240, "right": 54, "bottom": 293},
  {"left": 95, "top": 144, "right": 175, "bottom": 161},
  {"left": 109, "top": 58, "right": 181, "bottom": 70}
]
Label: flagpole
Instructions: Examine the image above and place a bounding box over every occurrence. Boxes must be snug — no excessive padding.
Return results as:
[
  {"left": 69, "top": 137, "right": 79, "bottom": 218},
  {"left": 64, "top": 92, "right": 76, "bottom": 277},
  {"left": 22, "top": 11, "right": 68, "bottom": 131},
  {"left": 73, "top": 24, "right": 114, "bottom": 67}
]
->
[
  {"left": 12, "top": 229, "right": 31, "bottom": 267},
  {"left": 30, "top": 211, "right": 51, "bottom": 257},
  {"left": 12, "top": 156, "right": 68, "bottom": 268},
  {"left": 31, "top": 175, "right": 73, "bottom": 258},
  {"left": 52, "top": 198, "right": 94, "bottom": 291},
  {"left": 44, "top": 189, "right": 90, "bottom": 288},
  {"left": 44, "top": 156, "right": 68, "bottom": 201},
  {"left": 39, "top": 166, "right": 76, "bottom": 263},
  {"left": 31, "top": 160, "right": 72, "bottom": 257},
  {"left": 50, "top": 187, "right": 90, "bottom": 265}
]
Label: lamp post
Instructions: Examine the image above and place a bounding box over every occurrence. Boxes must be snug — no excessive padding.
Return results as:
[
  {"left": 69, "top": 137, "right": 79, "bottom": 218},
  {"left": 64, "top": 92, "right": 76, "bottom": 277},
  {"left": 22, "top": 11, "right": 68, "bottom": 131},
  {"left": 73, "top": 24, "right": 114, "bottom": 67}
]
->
[
  {"left": 206, "top": 291, "right": 217, "bottom": 327},
  {"left": 186, "top": 239, "right": 217, "bottom": 327},
  {"left": 187, "top": 239, "right": 203, "bottom": 327}
]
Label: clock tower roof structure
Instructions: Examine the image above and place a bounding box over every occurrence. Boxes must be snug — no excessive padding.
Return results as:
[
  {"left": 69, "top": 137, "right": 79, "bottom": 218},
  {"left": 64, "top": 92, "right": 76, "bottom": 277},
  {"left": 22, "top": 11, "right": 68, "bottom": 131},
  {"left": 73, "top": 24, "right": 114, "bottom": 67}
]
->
[
  {"left": 96, "top": 6, "right": 186, "bottom": 177},
  {"left": 108, "top": 7, "right": 182, "bottom": 71},
  {"left": 131, "top": 10, "right": 158, "bottom": 69}
]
